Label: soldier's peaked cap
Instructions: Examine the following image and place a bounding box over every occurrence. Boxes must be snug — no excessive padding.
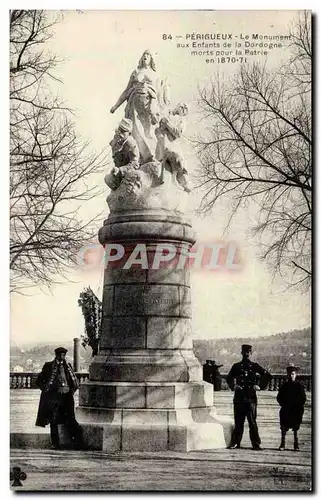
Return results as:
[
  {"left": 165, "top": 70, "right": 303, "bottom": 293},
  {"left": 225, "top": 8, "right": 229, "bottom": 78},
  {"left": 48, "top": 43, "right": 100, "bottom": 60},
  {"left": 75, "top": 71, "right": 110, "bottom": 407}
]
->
[
  {"left": 286, "top": 365, "right": 299, "bottom": 374},
  {"left": 55, "top": 347, "right": 68, "bottom": 354},
  {"left": 241, "top": 344, "right": 252, "bottom": 352}
]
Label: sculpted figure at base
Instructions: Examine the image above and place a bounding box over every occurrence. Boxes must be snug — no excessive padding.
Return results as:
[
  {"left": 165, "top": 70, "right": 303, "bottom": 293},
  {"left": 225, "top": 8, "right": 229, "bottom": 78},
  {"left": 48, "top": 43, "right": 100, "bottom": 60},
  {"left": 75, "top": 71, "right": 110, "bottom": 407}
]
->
[
  {"left": 155, "top": 102, "right": 188, "bottom": 161},
  {"left": 162, "top": 149, "right": 191, "bottom": 193},
  {"left": 155, "top": 102, "right": 191, "bottom": 193},
  {"left": 105, "top": 118, "right": 139, "bottom": 191},
  {"left": 110, "top": 50, "right": 169, "bottom": 165}
]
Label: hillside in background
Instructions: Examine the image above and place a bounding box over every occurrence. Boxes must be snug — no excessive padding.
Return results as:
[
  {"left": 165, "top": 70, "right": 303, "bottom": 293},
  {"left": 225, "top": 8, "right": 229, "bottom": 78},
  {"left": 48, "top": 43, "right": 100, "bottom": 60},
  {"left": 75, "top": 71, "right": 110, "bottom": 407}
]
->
[
  {"left": 10, "top": 341, "right": 92, "bottom": 373},
  {"left": 10, "top": 328, "right": 311, "bottom": 374},
  {"left": 193, "top": 328, "right": 311, "bottom": 373}
]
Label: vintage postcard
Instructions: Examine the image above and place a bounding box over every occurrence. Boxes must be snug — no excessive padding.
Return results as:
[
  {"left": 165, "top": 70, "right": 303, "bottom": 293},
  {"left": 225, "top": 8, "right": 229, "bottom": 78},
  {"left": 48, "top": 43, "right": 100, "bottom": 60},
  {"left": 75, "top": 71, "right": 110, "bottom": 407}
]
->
[{"left": 10, "top": 9, "right": 312, "bottom": 491}]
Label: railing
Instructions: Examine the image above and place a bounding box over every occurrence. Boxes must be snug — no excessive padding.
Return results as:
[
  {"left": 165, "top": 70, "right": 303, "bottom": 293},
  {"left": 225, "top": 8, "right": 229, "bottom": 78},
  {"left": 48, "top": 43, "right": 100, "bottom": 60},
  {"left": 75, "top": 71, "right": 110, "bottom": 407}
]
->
[
  {"left": 10, "top": 372, "right": 311, "bottom": 391},
  {"left": 220, "top": 373, "right": 311, "bottom": 392},
  {"left": 10, "top": 372, "right": 89, "bottom": 389}
]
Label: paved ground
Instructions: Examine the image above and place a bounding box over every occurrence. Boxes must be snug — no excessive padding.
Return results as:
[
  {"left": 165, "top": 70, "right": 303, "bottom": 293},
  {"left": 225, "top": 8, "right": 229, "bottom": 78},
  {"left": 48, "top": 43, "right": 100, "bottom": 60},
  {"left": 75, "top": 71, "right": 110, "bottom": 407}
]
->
[
  {"left": 10, "top": 390, "right": 312, "bottom": 491},
  {"left": 10, "top": 447, "right": 312, "bottom": 491}
]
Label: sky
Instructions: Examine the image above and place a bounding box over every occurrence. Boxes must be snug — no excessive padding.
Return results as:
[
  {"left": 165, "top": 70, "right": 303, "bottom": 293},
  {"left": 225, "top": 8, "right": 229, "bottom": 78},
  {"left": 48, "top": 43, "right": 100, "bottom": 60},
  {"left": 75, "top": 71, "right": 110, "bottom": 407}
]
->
[{"left": 10, "top": 10, "right": 311, "bottom": 346}]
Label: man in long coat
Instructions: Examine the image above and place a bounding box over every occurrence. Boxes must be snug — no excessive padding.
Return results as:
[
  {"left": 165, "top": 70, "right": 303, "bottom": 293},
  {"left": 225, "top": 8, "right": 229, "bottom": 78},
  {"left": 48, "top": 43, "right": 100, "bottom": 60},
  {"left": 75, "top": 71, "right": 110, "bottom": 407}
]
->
[
  {"left": 226, "top": 344, "right": 272, "bottom": 450},
  {"left": 277, "top": 366, "right": 306, "bottom": 451},
  {"left": 35, "top": 347, "right": 82, "bottom": 449},
  {"left": 211, "top": 361, "right": 223, "bottom": 391}
]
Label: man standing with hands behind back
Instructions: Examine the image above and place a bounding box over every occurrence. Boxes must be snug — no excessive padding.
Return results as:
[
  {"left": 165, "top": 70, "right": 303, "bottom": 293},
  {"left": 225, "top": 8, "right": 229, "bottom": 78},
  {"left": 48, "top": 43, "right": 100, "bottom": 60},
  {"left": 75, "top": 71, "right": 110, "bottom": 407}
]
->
[
  {"left": 277, "top": 366, "right": 306, "bottom": 451},
  {"left": 226, "top": 344, "right": 272, "bottom": 450}
]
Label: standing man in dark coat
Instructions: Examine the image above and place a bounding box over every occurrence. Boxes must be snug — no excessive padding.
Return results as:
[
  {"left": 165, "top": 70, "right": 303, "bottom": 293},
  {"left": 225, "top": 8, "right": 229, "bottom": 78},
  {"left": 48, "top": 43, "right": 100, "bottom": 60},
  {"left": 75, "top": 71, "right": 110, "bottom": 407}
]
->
[
  {"left": 203, "top": 359, "right": 212, "bottom": 384},
  {"left": 211, "top": 361, "right": 223, "bottom": 391},
  {"left": 226, "top": 344, "right": 272, "bottom": 450},
  {"left": 277, "top": 366, "right": 306, "bottom": 451},
  {"left": 35, "top": 347, "right": 83, "bottom": 450}
]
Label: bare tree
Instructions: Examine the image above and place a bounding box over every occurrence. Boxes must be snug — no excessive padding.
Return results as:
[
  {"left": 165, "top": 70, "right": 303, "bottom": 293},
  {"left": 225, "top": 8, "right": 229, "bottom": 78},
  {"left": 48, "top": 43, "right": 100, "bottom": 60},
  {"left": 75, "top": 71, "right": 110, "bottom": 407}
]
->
[
  {"left": 195, "top": 12, "right": 311, "bottom": 289},
  {"left": 10, "top": 10, "right": 107, "bottom": 292}
]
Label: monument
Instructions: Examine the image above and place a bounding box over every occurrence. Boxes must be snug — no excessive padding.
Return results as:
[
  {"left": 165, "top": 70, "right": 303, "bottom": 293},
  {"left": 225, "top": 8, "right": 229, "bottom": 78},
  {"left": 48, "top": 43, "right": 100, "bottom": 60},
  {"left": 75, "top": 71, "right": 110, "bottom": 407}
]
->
[{"left": 76, "top": 50, "right": 233, "bottom": 451}]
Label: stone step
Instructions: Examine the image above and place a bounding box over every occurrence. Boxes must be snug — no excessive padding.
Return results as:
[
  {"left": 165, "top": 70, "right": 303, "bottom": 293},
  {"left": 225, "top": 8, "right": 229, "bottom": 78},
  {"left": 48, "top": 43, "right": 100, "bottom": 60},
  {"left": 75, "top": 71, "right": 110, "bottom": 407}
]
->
[{"left": 10, "top": 389, "right": 311, "bottom": 432}]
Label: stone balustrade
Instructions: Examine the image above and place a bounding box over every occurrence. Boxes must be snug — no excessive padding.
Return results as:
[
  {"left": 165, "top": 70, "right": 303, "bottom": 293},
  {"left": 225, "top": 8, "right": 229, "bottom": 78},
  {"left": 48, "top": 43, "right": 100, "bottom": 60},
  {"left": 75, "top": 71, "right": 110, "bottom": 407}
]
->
[
  {"left": 10, "top": 372, "right": 90, "bottom": 389},
  {"left": 10, "top": 372, "right": 311, "bottom": 391},
  {"left": 220, "top": 373, "right": 311, "bottom": 391}
]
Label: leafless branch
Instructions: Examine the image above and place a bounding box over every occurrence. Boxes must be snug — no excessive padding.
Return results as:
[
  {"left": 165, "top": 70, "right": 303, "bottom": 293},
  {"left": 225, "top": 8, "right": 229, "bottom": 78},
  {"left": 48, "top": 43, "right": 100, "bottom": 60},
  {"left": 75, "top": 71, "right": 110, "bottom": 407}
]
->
[
  {"left": 195, "top": 12, "right": 311, "bottom": 290},
  {"left": 10, "top": 10, "right": 108, "bottom": 292}
]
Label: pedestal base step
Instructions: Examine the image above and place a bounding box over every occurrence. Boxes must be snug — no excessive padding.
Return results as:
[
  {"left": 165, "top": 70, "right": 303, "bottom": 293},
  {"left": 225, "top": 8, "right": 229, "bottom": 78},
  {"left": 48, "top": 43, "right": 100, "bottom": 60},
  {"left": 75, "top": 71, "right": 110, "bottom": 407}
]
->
[
  {"left": 76, "top": 405, "right": 233, "bottom": 449},
  {"left": 81, "top": 421, "right": 227, "bottom": 452},
  {"left": 10, "top": 420, "right": 230, "bottom": 452}
]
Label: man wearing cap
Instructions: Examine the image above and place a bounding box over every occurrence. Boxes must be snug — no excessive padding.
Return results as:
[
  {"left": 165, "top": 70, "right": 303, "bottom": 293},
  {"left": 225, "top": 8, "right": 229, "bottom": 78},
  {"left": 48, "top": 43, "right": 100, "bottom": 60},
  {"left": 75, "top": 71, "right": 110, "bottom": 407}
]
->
[
  {"left": 105, "top": 118, "right": 140, "bottom": 190},
  {"left": 226, "top": 344, "right": 272, "bottom": 450},
  {"left": 106, "top": 118, "right": 140, "bottom": 190},
  {"left": 35, "top": 347, "right": 82, "bottom": 450},
  {"left": 203, "top": 359, "right": 212, "bottom": 384},
  {"left": 277, "top": 366, "right": 306, "bottom": 451}
]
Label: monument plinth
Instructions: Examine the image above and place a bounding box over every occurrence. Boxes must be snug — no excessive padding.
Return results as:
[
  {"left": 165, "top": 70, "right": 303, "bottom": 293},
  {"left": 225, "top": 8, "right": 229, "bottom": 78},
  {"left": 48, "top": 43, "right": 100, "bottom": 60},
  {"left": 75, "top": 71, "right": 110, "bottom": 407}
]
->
[{"left": 76, "top": 50, "right": 233, "bottom": 451}]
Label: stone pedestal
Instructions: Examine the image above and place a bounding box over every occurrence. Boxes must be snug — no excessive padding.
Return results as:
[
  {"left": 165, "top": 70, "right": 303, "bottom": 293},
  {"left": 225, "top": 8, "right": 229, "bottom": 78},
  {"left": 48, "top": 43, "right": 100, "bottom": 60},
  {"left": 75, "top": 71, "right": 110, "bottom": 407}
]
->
[{"left": 77, "top": 209, "right": 233, "bottom": 451}]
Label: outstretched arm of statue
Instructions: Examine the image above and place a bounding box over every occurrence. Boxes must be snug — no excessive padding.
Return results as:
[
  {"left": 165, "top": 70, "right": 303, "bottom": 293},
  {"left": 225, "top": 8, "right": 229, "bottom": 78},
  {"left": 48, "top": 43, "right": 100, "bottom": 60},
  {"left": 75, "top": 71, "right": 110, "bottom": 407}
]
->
[
  {"left": 156, "top": 78, "right": 170, "bottom": 109},
  {"left": 110, "top": 71, "right": 135, "bottom": 113},
  {"left": 110, "top": 92, "right": 127, "bottom": 113}
]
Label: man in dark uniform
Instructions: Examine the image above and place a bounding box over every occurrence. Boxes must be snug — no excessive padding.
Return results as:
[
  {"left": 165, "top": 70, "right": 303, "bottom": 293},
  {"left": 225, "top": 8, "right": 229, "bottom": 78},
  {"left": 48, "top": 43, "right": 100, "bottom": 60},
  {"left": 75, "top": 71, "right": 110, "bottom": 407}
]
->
[
  {"left": 277, "top": 366, "right": 306, "bottom": 451},
  {"left": 226, "top": 344, "right": 272, "bottom": 450},
  {"left": 203, "top": 359, "right": 212, "bottom": 384},
  {"left": 35, "top": 347, "right": 82, "bottom": 450}
]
